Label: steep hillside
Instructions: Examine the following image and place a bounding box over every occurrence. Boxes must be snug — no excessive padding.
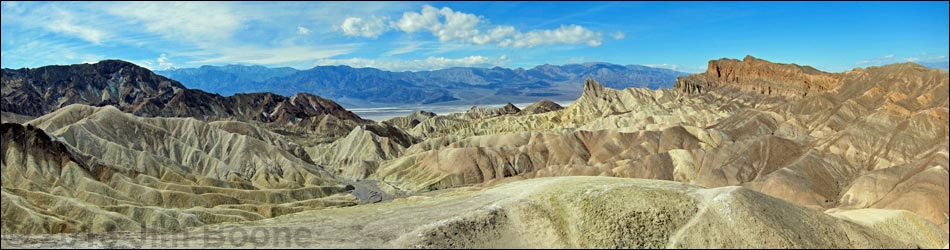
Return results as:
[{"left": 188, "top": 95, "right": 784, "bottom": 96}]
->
[
  {"left": 1, "top": 60, "right": 370, "bottom": 138},
  {"left": 1, "top": 106, "right": 361, "bottom": 234}
]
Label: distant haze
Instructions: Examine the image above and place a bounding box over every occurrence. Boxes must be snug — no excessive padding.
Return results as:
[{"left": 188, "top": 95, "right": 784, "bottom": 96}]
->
[{"left": 156, "top": 63, "right": 686, "bottom": 107}]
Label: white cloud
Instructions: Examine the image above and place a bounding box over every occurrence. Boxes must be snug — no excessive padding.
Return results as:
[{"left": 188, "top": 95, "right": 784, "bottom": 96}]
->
[
  {"left": 473, "top": 26, "right": 516, "bottom": 45},
  {"left": 190, "top": 45, "right": 356, "bottom": 67},
  {"left": 353, "top": 5, "right": 604, "bottom": 48},
  {"left": 905, "top": 54, "right": 945, "bottom": 63},
  {"left": 394, "top": 5, "right": 441, "bottom": 33},
  {"left": 341, "top": 16, "right": 389, "bottom": 38},
  {"left": 297, "top": 26, "right": 311, "bottom": 35},
  {"left": 156, "top": 53, "right": 175, "bottom": 69},
  {"left": 314, "top": 55, "right": 507, "bottom": 71},
  {"left": 45, "top": 8, "right": 108, "bottom": 44},
  {"left": 504, "top": 25, "right": 602, "bottom": 48},
  {"left": 857, "top": 53, "right": 947, "bottom": 66},
  {"left": 0, "top": 36, "right": 103, "bottom": 68},
  {"left": 105, "top": 2, "right": 243, "bottom": 47},
  {"left": 3, "top": 5, "right": 111, "bottom": 45},
  {"left": 433, "top": 7, "right": 482, "bottom": 43},
  {"left": 133, "top": 53, "right": 173, "bottom": 70},
  {"left": 611, "top": 31, "right": 625, "bottom": 40},
  {"left": 135, "top": 53, "right": 176, "bottom": 70},
  {"left": 644, "top": 63, "right": 704, "bottom": 73},
  {"left": 383, "top": 42, "right": 429, "bottom": 56},
  {"left": 857, "top": 54, "right": 895, "bottom": 65}
]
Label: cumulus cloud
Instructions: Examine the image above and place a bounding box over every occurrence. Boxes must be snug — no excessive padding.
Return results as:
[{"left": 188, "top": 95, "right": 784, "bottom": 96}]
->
[
  {"left": 296, "top": 26, "right": 311, "bottom": 35},
  {"left": 136, "top": 53, "right": 176, "bottom": 70},
  {"left": 394, "top": 5, "right": 441, "bottom": 33},
  {"left": 503, "top": 25, "right": 602, "bottom": 48},
  {"left": 313, "top": 55, "right": 508, "bottom": 71},
  {"left": 611, "top": 31, "right": 625, "bottom": 40},
  {"left": 156, "top": 53, "right": 174, "bottom": 69},
  {"left": 347, "top": 5, "right": 604, "bottom": 48},
  {"left": 341, "top": 16, "right": 389, "bottom": 38}
]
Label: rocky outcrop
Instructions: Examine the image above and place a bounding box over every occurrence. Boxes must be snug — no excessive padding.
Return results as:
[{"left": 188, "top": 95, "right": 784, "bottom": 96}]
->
[
  {"left": 674, "top": 55, "right": 841, "bottom": 98},
  {"left": 2, "top": 60, "right": 185, "bottom": 117}
]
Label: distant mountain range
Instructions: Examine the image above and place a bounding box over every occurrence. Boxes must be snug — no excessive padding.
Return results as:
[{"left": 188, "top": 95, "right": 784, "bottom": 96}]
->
[
  {"left": 157, "top": 63, "right": 689, "bottom": 107},
  {"left": 917, "top": 61, "right": 949, "bottom": 71}
]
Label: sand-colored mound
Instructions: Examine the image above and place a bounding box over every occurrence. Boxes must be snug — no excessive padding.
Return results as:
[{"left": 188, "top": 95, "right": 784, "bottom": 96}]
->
[
  {"left": 372, "top": 126, "right": 721, "bottom": 193},
  {"left": 828, "top": 208, "right": 948, "bottom": 248},
  {"left": 307, "top": 123, "right": 418, "bottom": 180},
  {"left": 4, "top": 177, "right": 936, "bottom": 248},
  {"left": 2, "top": 107, "right": 358, "bottom": 234}
]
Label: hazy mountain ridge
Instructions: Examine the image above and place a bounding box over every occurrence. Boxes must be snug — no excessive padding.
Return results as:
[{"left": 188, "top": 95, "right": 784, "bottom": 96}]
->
[
  {"left": 156, "top": 63, "right": 689, "bottom": 106},
  {"left": 155, "top": 65, "right": 297, "bottom": 95},
  {"left": 919, "top": 61, "right": 950, "bottom": 71},
  {"left": 1, "top": 60, "right": 371, "bottom": 138}
]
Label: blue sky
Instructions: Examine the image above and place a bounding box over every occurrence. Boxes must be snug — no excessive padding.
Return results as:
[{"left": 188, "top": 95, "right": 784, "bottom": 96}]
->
[{"left": 1, "top": 1, "right": 947, "bottom": 73}]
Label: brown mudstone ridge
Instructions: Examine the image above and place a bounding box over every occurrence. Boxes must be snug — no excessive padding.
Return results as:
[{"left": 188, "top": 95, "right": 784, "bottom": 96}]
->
[
  {"left": 458, "top": 102, "right": 522, "bottom": 120},
  {"left": 384, "top": 110, "right": 438, "bottom": 130},
  {"left": 675, "top": 55, "right": 841, "bottom": 98},
  {"left": 1, "top": 60, "right": 370, "bottom": 137},
  {"left": 518, "top": 99, "right": 564, "bottom": 115}
]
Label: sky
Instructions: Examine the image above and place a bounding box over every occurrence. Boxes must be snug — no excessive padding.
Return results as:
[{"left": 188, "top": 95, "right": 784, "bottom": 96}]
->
[{"left": 1, "top": 1, "right": 948, "bottom": 73}]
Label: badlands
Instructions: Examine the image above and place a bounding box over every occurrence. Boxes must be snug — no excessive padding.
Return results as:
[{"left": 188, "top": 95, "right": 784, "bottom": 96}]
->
[{"left": 1, "top": 56, "right": 948, "bottom": 248}]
